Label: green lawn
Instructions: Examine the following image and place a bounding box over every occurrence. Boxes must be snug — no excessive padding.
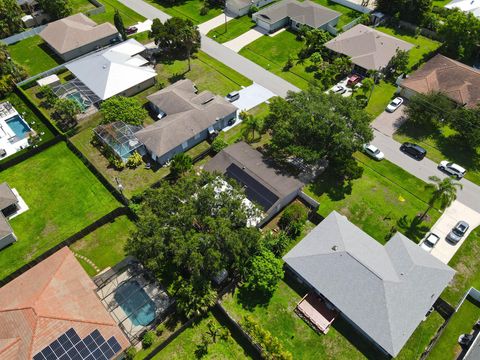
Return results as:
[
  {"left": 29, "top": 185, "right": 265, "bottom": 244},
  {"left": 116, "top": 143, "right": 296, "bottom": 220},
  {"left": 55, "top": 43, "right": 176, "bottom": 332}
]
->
[
  {"left": 304, "top": 153, "right": 442, "bottom": 243},
  {"left": 149, "top": 310, "right": 253, "bottom": 359},
  {"left": 0, "top": 142, "right": 120, "bottom": 280},
  {"left": 144, "top": 0, "right": 222, "bottom": 24},
  {"left": 310, "top": 0, "right": 362, "bottom": 28},
  {"left": 359, "top": 80, "right": 398, "bottom": 118},
  {"left": 90, "top": 0, "right": 146, "bottom": 26},
  {"left": 207, "top": 16, "right": 257, "bottom": 43},
  {"left": 441, "top": 227, "right": 480, "bottom": 306},
  {"left": 69, "top": 215, "right": 136, "bottom": 276},
  {"left": 8, "top": 35, "right": 61, "bottom": 76},
  {"left": 70, "top": 0, "right": 95, "bottom": 13},
  {"left": 239, "top": 30, "right": 315, "bottom": 90},
  {"left": 393, "top": 123, "right": 480, "bottom": 186},
  {"left": 376, "top": 26, "right": 442, "bottom": 71},
  {"left": 433, "top": 0, "right": 451, "bottom": 7},
  {"left": 428, "top": 298, "right": 480, "bottom": 360}
]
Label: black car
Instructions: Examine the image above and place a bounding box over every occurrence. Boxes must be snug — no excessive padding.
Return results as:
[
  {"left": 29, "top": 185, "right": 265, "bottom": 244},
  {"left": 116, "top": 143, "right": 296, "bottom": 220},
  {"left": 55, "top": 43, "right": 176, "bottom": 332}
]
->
[{"left": 400, "top": 142, "right": 427, "bottom": 160}]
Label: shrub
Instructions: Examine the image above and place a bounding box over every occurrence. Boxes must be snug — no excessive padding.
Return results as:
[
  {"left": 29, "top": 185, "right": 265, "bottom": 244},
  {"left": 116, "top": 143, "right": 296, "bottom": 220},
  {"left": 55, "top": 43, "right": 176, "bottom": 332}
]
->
[
  {"left": 200, "top": 5, "right": 209, "bottom": 15},
  {"left": 278, "top": 203, "right": 308, "bottom": 238},
  {"left": 244, "top": 249, "right": 284, "bottom": 295},
  {"left": 248, "top": 5, "right": 259, "bottom": 15},
  {"left": 126, "top": 151, "right": 143, "bottom": 168},
  {"left": 156, "top": 323, "right": 166, "bottom": 336},
  {"left": 124, "top": 346, "right": 137, "bottom": 360},
  {"left": 142, "top": 330, "right": 156, "bottom": 348},
  {"left": 100, "top": 96, "right": 147, "bottom": 126},
  {"left": 112, "top": 158, "right": 125, "bottom": 170},
  {"left": 39, "top": 85, "right": 57, "bottom": 108},
  {"left": 211, "top": 137, "right": 228, "bottom": 153},
  {"left": 170, "top": 153, "right": 193, "bottom": 179}
]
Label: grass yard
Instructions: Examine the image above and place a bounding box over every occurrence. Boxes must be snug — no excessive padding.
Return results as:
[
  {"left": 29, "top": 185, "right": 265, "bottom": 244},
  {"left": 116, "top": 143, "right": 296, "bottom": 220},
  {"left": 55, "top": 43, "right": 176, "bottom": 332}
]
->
[
  {"left": 144, "top": 0, "right": 222, "bottom": 24},
  {"left": 0, "top": 142, "right": 120, "bottom": 280},
  {"left": 239, "top": 30, "right": 315, "bottom": 90},
  {"left": 433, "top": 0, "right": 451, "bottom": 7},
  {"left": 376, "top": 26, "right": 441, "bottom": 71},
  {"left": 149, "top": 310, "right": 253, "bottom": 359},
  {"left": 393, "top": 123, "right": 480, "bottom": 186},
  {"left": 70, "top": 0, "right": 96, "bottom": 13},
  {"left": 304, "top": 153, "right": 441, "bottom": 243},
  {"left": 69, "top": 215, "right": 136, "bottom": 276},
  {"left": 90, "top": 0, "right": 145, "bottom": 26},
  {"left": 207, "top": 16, "right": 257, "bottom": 43},
  {"left": 310, "top": 0, "right": 362, "bottom": 28},
  {"left": 358, "top": 80, "right": 397, "bottom": 118},
  {"left": 428, "top": 298, "right": 480, "bottom": 360},
  {"left": 8, "top": 36, "right": 61, "bottom": 76},
  {"left": 440, "top": 227, "right": 480, "bottom": 306}
]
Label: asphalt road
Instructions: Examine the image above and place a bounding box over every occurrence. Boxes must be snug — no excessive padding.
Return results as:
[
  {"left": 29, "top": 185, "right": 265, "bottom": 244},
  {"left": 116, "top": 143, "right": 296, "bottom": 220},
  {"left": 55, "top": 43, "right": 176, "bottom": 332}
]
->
[
  {"left": 118, "top": 0, "right": 299, "bottom": 97},
  {"left": 372, "top": 130, "right": 480, "bottom": 213}
]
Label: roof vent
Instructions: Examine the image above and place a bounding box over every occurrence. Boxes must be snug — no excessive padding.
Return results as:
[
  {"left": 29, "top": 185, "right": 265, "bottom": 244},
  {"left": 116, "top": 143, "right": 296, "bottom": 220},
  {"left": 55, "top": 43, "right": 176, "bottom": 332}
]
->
[
  {"left": 332, "top": 245, "right": 338, "bottom": 251},
  {"left": 102, "top": 65, "right": 107, "bottom": 69}
]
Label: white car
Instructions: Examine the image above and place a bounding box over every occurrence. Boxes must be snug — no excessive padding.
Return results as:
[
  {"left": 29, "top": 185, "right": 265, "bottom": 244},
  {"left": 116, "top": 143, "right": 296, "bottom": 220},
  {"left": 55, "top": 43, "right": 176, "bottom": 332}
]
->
[
  {"left": 420, "top": 233, "right": 440, "bottom": 252},
  {"left": 386, "top": 97, "right": 404, "bottom": 112},
  {"left": 438, "top": 161, "right": 466, "bottom": 179},
  {"left": 363, "top": 144, "right": 384, "bottom": 160},
  {"left": 331, "top": 84, "right": 347, "bottom": 94}
]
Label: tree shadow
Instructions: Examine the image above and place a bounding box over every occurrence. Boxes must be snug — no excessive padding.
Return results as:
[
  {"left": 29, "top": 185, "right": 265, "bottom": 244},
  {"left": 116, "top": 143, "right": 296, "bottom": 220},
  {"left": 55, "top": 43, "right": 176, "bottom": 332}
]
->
[
  {"left": 396, "top": 215, "right": 430, "bottom": 243},
  {"left": 236, "top": 286, "right": 274, "bottom": 311},
  {"left": 309, "top": 171, "right": 353, "bottom": 202},
  {"left": 435, "top": 134, "right": 480, "bottom": 172},
  {"left": 305, "top": 65, "right": 317, "bottom": 73}
]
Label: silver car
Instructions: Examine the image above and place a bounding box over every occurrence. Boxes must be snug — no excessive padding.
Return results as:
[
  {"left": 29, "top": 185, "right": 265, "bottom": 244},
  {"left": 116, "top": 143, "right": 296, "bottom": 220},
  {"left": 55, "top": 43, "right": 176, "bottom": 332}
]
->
[
  {"left": 439, "top": 161, "right": 466, "bottom": 179},
  {"left": 446, "top": 221, "right": 469, "bottom": 244}
]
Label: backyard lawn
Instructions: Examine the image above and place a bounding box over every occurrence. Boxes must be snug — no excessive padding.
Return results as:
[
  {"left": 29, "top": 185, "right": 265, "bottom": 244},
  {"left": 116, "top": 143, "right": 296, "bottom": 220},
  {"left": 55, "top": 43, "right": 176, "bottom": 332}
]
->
[
  {"left": 441, "top": 228, "right": 480, "bottom": 306},
  {"left": 144, "top": 0, "right": 222, "bottom": 24},
  {"left": 393, "top": 123, "right": 480, "bottom": 186},
  {"left": 207, "top": 16, "right": 257, "bottom": 43},
  {"left": 70, "top": 215, "right": 136, "bottom": 276},
  {"left": 239, "top": 30, "right": 314, "bottom": 90},
  {"left": 0, "top": 142, "right": 120, "bottom": 280},
  {"left": 376, "top": 26, "right": 442, "bottom": 71},
  {"left": 70, "top": 0, "right": 96, "bottom": 13},
  {"left": 305, "top": 153, "right": 442, "bottom": 243},
  {"left": 8, "top": 36, "right": 61, "bottom": 76},
  {"left": 428, "top": 298, "right": 480, "bottom": 360},
  {"left": 90, "top": 0, "right": 146, "bottom": 26}
]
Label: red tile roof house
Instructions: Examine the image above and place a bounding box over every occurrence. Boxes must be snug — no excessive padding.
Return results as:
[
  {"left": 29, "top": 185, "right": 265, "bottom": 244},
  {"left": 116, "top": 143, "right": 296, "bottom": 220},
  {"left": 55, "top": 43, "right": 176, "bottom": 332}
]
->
[{"left": 0, "top": 247, "right": 130, "bottom": 360}]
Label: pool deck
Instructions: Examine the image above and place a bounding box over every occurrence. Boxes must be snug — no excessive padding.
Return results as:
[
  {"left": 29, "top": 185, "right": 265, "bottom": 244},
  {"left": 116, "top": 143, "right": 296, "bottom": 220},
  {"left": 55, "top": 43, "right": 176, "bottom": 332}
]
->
[{"left": 0, "top": 102, "right": 32, "bottom": 160}]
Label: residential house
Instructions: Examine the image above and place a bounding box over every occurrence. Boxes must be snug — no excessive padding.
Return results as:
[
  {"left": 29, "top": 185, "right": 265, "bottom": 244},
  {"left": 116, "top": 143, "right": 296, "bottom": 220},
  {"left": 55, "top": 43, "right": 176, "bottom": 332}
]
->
[
  {"left": 65, "top": 39, "right": 157, "bottom": 101},
  {"left": 40, "top": 13, "right": 119, "bottom": 61},
  {"left": 283, "top": 211, "right": 455, "bottom": 357},
  {"left": 135, "top": 79, "right": 237, "bottom": 165},
  {"left": 324, "top": 24, "right": 413, "bottom": 73},
  {"left": 226, "top": 0, "right": 275, "bottom": 17},
  {"left": 0, "top": 183, "right": 18, "bottom": 250},
  {"left": 399, "top": 54, "right": 480, "bottom": 108},
  {"left": 445, "top": 0, "right": 480, "bottom": 18},
  {"left": 252, "top": 0, "right": 341, "bottom": 33},
  {"left": 203, "top": 141, "right": 305, "bottom": 224},
  {"left": 0, "top": 247, "right": 130, "bottom": 360}
]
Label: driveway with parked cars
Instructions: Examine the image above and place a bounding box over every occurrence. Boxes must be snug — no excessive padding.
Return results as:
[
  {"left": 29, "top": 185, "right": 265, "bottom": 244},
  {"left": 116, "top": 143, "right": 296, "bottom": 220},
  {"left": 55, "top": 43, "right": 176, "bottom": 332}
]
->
[
  {"left": 426, "top": 201, "right": 480, "bottom": 264},
  {"left": 372, "top": 104, "right": 407, "bottom": 137}
]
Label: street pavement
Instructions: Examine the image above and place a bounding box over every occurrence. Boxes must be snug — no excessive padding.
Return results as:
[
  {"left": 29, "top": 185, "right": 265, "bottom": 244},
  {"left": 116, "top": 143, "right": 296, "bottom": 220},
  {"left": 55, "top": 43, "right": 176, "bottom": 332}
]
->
[{"left": 118, "top": 0, "right": 299, "bottom": 97}]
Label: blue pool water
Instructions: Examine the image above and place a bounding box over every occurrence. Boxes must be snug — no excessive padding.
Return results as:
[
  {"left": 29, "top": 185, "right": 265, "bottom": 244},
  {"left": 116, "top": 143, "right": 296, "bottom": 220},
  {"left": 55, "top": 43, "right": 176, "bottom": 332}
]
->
[
  {"left": 114, "top": 281, "right": 156, "bottom": 326},
  {"left": 66, "top": 92, "right": 86, "bottom": 111},
  {"left": 6, "top": 115, "right": 31, "bottom": 139}
]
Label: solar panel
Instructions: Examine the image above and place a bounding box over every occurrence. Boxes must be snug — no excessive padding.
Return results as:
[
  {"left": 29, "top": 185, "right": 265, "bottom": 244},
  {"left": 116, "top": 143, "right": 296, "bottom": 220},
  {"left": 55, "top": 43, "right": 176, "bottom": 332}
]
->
[{"left": 34, "top": 328, "right": 123, "bottom": 360}]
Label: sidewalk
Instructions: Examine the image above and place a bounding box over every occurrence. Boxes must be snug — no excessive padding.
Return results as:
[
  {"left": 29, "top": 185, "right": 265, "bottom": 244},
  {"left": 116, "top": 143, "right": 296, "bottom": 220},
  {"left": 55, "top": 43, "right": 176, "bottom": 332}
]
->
[{"left": 198, "top": 13, "right": 235, "bottom": 34}]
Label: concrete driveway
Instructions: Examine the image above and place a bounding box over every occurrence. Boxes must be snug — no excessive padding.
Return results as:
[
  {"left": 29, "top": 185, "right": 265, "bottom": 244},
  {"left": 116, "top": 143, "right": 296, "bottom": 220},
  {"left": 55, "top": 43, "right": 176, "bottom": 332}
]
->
[
  {"left": 223, "top": 83, "right": 275, "bottom": 131},
  {"left": 198, "top": 13, "right": 235, "bottom": 34},
  {"left": 372, "top": 105, "right": 407, "bottom": 137},
  {"left": 223, "top": 27, "right": 268, "bottom": 52},
  {"left": 426, "top": 201, "right": 480, "bottom": 264}
]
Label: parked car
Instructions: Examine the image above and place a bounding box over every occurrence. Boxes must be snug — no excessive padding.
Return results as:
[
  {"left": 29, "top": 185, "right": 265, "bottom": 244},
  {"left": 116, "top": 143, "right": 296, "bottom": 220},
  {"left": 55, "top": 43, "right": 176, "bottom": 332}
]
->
[
  {"left": 331, "top": 84, "right": 347, "bottom": 94},
  {"left": 420, "top": 233, "right": 440, "bottom": 252},
  {"left": 125, "top": 26, "right": 138, "bottom": 35},
  {"left": 386, "top": 97, "right": 404, "bottom": 112},
  {"left": 225, "top": 91, "right": 240, "bottom": 102},
  {"left": 458, "top": 334, "right": 474, "bottom": 347},
  {"left": 363, "top": 144, "right": 384, "bottom": 160},
  {"left": 446, "top": 221, "right": 469, "bottom": 244},
  {"left": 438, "top": 161, "right": 466, "bottom": 179},
  {"left": 400, "top": 142, "right": 427, "bottom": 160},
  {"left": 347, "top": 74, "right": 361, "bottom": 87}
]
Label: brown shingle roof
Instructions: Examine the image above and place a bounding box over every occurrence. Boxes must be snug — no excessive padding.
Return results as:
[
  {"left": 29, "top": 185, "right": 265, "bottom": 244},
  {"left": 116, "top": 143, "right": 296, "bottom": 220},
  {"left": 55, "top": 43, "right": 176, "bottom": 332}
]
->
[
  {"left": 0, "top": 182, "right": 17, "bottom": 210},
  {"left": 401, "top": 54, "right": 480, "bottom": 108},
  {"left": 39, "top": 13, "right": 118, "bottom": 55},
  {"left": 0, "top": 247, "right": 129, "bottom": 360},
  {"left": 324, "top": 24, "right": 414, "bottom": 71}
]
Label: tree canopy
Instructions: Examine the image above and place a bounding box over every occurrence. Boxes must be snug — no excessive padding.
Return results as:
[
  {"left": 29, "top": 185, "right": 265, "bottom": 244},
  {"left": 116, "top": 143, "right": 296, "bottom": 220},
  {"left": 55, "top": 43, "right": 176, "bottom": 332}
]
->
[
  {"left": 404, "top": 92, "right": 456, "bottom": 128},
  {"left": 265, "top": 87, "right": 373, "bottom": 170},
  {"left": 100, "top": 96, "right": 147, "bottom": 126},
  {"left": 0, "top": 43, "right": 27, "bottom": 96},
  {"left": 38, "top": 0, "right": 72, "bottom": 20},
  {"left": 450, "top": 107, "right": 480, "bottom": 149},
  {"left": 125, "top": 174, "right": 263, "bottom": 317},
  {"left": 0, "top": 0, "right": 23, "bottom": 38},
  {"left": 243, "top": 250, "right": 284, "bottom": 296},
  {"left": 114, "top": 9, "right": 127, "bottom": 41},
  {"left": 376, "top": 0, "right": 432, "bottom": 25}
]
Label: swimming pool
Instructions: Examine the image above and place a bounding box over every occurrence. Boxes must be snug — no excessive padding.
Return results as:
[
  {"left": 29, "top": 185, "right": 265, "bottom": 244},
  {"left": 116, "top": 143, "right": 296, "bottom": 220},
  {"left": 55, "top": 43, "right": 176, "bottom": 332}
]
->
[
  {"left": 6, "top": 115, "right": 31, "bottom": 140},
  {"left": 114, "top": 281, "right": 156, "bottom": 326},
  {"left": 66, "top": 91, "right": 87, "bottom": 111}
]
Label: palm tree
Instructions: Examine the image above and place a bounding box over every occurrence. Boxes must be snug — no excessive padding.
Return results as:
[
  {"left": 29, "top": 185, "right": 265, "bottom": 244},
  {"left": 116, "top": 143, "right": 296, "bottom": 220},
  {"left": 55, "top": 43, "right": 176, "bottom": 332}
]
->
[
  {"left": 362, "top": 77, "right": 375, "bottom": 102},
  {"left": 420, "top": 176, "right": 462, "bottom": 221},
  {"left": 242, "top": 113, "right": 264, "bottom": 142},
  {"left": 178, "top": 21, "right": 201, "bottom": 72}
]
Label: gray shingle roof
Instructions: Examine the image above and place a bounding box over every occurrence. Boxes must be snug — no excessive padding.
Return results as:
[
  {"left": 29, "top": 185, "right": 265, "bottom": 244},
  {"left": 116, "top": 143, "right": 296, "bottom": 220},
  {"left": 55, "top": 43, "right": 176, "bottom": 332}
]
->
[
  {"left": 324, "top": 24, "right": 414, "bottom": 71},
  {"left": 254, "top": 0, "right": 341, "bottom": 28},
  {"left": 283, "top": 211, "right": 455, "bottom": 356},
  {"left": 0, "top": 213, "right": 13, "bottom": 240},
  {"left": 0, "top": 183, "right": 17, "bottom": 211},
  {"left": 203, "top": 142, "right": 304, "bottom": 212},
  {"left": 135, "top": 80, "right": 236, "bottom": 158}
]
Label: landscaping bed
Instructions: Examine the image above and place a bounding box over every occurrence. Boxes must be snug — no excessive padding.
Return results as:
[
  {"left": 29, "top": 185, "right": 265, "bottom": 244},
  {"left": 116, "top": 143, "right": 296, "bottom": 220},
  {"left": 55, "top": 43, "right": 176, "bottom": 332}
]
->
[
  {"left": 0, "top": 142, "right": 120, "bottom": 280},
  {"left": 305, "top": 153, "right": 442, "bottom": 243}
]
